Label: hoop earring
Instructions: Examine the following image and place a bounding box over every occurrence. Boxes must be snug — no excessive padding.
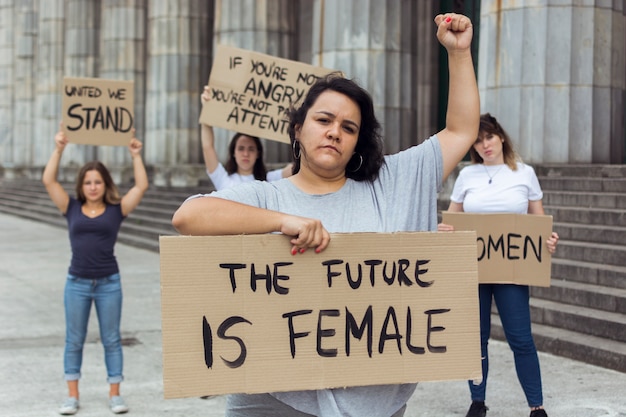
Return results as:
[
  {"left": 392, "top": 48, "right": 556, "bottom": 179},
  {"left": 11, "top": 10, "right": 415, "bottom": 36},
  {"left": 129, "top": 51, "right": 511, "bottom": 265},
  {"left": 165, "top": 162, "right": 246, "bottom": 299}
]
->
[
  {"left": 348, "top": 153, "right": 363, "bottom": 172},
  {"left": 292, "top": 141, "right": 301, "bottom": 160}
]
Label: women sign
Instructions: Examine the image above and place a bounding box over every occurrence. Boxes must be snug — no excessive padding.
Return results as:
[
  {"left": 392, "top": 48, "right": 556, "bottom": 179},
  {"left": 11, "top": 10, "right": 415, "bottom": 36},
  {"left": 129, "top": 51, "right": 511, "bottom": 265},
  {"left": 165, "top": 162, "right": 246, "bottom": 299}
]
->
[
  {"left": 442, "top": 212, "right": 553, "bottom": 286},
  {"left": 62, "top": 77, "right": 134, "bottom": 146}
]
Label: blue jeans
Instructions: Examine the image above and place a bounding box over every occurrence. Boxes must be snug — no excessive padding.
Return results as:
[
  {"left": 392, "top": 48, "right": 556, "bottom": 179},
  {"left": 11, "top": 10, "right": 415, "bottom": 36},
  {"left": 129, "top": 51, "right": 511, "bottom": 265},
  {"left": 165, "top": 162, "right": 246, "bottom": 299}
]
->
[
  {"left": 469, "top": 284, "right": 543, "bottom": 407},
  {"left": 64, "top": 273, "right": 124, "bottom": 384}
]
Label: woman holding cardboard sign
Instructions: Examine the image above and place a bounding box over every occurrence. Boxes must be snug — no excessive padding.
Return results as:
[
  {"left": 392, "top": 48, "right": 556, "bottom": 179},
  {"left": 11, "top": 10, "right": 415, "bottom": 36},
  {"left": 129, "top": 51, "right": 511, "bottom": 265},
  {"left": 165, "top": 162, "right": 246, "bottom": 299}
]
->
[
  {"left": 200, "top": 85, "right": 293, "bottom": 190},
  {"left": 42, "top": 125, "right": 148, "bottom": 415},
  {"left": 173, "top": 13, "right": 477, "bottom": 417},
  {"left": 438, "top": 113, "right": 559, "bottom": 417}
]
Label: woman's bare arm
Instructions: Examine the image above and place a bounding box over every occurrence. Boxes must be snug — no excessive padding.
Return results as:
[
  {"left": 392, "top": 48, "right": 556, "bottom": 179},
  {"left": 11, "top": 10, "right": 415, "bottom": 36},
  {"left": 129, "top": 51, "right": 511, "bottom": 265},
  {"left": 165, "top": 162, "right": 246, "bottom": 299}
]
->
[
  {"left": 433, "top": 13, "right": 480, "bottom": 182},
  {"left": 172, "top": 196, "right": 331, "bottom": 253},
  {"left": 42, "top": 127, "right": 70, "bottom": 214}
]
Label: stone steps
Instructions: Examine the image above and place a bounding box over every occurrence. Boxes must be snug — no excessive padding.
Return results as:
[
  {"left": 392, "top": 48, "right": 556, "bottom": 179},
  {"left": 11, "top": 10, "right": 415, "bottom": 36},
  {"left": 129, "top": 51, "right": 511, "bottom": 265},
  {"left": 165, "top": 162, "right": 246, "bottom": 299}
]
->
[
  {"left": 531, "top": 278, "right": 626, "bottom": 315},
  {"left": 538, "top": 177, "right": 626, "bottom": 193},
  {"left": 534, "top": 164, "right": 626, "bottom": 178},
  {"left": 551, "top": 258, "right": 626, "bottom": 289},
  {"left": 555, "top": 239, "right": 626, "bottom": 267},
  {"left": 548, "top": 205, "right": 626, "bottom": 227},
  {"left": 529, "top": 297, "right": 626, "bottom": 343},
  {"left": 543, "top": 190, "right": 626, "bottom": 209},
  {"left": 553, "top": 221, "right": 626, "bottom": 246}
]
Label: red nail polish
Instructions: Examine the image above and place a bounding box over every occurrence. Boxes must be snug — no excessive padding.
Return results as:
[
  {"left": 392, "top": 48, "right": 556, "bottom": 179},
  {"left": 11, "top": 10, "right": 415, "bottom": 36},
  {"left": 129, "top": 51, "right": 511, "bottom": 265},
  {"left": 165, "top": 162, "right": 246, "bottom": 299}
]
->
[
  {"left": 315, "top": 248, "right": 321, "bottom": 253},
  {"left": 299, "top": 248, "right": 306, "bottom": 254},
  {"left": 445, "top": 16, "right": 452, "bottom": 23},
  {"left": 291, "top": 248, "right": 297, "bottom": 255}
]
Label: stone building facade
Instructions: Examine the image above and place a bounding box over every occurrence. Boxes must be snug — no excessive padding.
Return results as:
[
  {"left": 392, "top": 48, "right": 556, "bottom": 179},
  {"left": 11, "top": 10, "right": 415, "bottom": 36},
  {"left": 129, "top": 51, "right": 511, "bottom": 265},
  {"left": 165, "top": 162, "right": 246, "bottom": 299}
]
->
[{"left": 0, "top": 1, "right": 624, "bottom": 186}]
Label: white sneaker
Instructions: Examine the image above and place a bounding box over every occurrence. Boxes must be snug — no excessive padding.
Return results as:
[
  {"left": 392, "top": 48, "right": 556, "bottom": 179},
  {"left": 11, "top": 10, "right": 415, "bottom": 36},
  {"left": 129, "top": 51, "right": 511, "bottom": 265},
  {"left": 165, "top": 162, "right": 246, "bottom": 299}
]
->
[
  {"left": 109, "top": 396, "right": 129, "bottom": 414},
  {"left": 59, "top": 397, "right": 79, "bottom": 415}
]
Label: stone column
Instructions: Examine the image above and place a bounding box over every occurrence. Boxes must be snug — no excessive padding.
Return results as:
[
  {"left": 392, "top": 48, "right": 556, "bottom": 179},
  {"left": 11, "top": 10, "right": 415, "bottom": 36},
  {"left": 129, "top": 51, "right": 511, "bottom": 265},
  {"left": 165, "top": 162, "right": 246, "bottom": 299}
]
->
[
  {"left": 99, "top": 0, "right": 147, "bottom": 179},
  {"left": 13, "top": 0, "right": 37, "bottom": 173},
  {"left": 145, "top": 0, "right": 213, "bottom": 186},
  {"left": 0, "top": 2, "right": 15, "bottom": 168},
  {"left": 414, "top": 1, "right": 440, "bottom": 144},
  {"left": 478, "top": 1, "right": 625, "bottom": 164},
  {"left": 65, "top": 0, "right": 99, "bottom": 76},
  {"left": 603, "top": 5, "right": 625, "bottom": 164},
  {"left": 35, "top": 1, "right": 65, "bottom": 167},
  {"left": 310, "top": 0, "right": 438, "bottom": 154},
  {"left": 213, "top": 0, "right": 297, "bottom": 166},
  {"left": 63, "top": 0, "right": 100, "bottom": 165}
]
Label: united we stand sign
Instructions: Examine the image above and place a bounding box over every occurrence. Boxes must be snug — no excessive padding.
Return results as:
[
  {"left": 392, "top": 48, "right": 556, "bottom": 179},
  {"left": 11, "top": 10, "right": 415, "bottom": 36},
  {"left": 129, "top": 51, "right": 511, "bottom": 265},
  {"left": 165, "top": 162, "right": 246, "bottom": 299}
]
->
[
  {"left": 62, "top": 77, "right": 134, "bottom": 146},
  {"left": 199, "top": 45, "right": 336, "bottom": 144}
]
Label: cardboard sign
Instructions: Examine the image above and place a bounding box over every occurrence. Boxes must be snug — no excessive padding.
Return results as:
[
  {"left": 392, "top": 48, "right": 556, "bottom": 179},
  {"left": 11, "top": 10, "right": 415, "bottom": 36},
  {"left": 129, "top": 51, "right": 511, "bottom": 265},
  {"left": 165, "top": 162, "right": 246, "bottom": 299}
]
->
[
  {"left": 62, "top": 77, "right": 134, "bottom": 146},
  {"left": 159, "top": 232, "right": 481, "bottom": 399},
  {"left": 441, "top": 212, "right": 553, "bottom": 287},
  {"left": 199, "top": 45, "right": 336, "bottom": 144}
]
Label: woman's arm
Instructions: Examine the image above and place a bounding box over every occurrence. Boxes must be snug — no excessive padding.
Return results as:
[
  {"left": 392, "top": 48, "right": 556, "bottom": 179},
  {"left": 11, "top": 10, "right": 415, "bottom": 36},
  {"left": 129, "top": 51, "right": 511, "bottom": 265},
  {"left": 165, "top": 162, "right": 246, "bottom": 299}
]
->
[
  {"left": 433, "top": 13, "right": 480, "bottom": 181},
  {"left": 172, "top": 196, "right": 331, "bottom": 254},
  {"left": 200, "top": 86, "right": 219, "bottom": 174},
  {"left": 42, "top": 126, "right": 70, "bottom": 214},
  {"left": 121, "top": 135, "right": 149, "bottom": 216},
  {"left": 528, "top": 199, "right": 545, "bottom": 215},
  {"left": 528, "top": 199, "right": 559, "bottom": 254},
  {"left": 201, "top": 124, "right": 219, "bottom": 174},
  {"left": 437, "top": 201, "right": 464, "bottom": 231},
  {"left": 447, "top": 201, "right": 464, "bottom": 213}
]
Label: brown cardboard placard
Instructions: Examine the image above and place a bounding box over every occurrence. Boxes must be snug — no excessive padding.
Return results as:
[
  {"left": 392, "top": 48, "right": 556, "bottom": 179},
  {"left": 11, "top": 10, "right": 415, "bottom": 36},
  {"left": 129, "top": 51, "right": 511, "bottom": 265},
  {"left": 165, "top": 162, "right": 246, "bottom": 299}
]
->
[
  {"left": 199, "top": 45, "right": 336, "bottom": 144},
  {"left": 159, "top": 232, "right": 481, "bottom": 399},
  {"left": 441, "top": 212, "right": 553, "bottom": 287},
  {"left": 62, "top": 77, "right": 134, "bottom": 146}
]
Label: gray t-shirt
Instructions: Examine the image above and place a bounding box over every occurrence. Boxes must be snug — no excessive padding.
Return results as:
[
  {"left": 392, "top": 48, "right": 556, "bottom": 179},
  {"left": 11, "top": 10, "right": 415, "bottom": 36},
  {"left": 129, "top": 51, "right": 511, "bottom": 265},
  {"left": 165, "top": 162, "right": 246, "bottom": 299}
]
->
[{"left": 197, "top": 135, "right": 443, "bottom": 417}]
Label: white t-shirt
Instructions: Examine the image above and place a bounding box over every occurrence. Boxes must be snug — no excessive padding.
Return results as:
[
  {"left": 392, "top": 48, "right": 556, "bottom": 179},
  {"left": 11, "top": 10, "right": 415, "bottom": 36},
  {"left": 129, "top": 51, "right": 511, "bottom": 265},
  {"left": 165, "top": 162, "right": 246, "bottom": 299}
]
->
[
  {"left": 207, "top": 163, "right": 284, "bottom": 191},
  {"left": 450, "top": 162, "right": 543, "bottom": 214}
]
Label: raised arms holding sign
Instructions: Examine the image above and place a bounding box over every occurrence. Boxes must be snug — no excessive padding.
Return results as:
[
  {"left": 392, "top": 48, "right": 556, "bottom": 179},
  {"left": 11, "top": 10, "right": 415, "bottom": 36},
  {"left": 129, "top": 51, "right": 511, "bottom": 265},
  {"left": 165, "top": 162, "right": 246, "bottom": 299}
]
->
[{"left": 42, "top": 122, "right": 147, "bottom": 414}]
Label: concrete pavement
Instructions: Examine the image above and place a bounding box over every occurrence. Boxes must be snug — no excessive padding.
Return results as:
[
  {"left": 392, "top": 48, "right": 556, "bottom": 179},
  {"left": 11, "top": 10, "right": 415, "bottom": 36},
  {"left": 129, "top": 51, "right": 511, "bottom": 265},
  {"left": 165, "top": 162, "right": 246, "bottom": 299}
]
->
[{"left": 1, "top": 212, "right": 624, "bottom": 417}]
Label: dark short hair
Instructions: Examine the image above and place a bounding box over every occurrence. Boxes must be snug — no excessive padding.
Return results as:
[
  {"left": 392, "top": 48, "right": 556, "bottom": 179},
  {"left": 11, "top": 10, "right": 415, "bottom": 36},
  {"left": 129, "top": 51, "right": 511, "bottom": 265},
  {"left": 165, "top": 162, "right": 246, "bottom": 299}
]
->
[
  {"left": 287, "top": 72, "right": 385, "bottom": 182},
  {"left": 75, "top": 161, "right": 120, "bottom": 204},
  {"left": 225, "top": 133, "right": 268, "bottom": 180}
]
